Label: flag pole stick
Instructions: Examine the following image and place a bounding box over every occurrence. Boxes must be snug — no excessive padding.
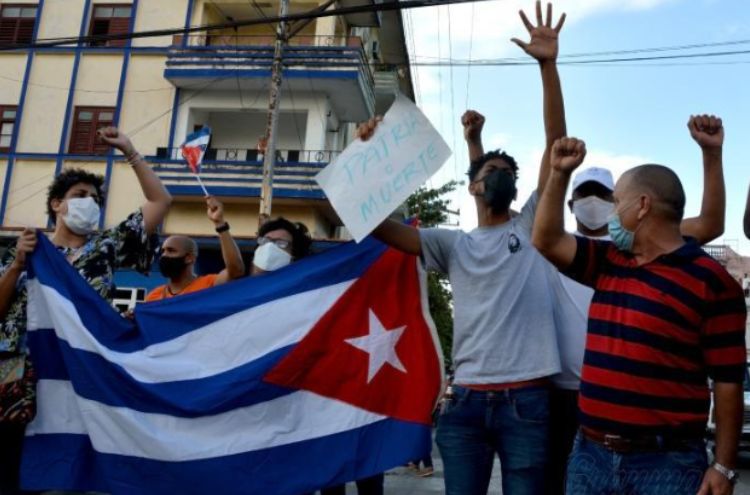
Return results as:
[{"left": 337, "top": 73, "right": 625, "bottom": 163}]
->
[{"left": 194, "top": 174, "right": 209, "bottom": 196}]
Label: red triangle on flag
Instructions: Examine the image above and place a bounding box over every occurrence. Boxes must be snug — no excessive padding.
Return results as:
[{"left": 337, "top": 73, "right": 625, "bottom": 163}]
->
[{"left": 264, "top": 248, "right": 443, "bottom": 425}]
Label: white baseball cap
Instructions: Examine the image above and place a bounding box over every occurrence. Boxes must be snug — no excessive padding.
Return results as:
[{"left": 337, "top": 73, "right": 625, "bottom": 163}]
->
[{"left": 572, "top": 167, "right": 615, "bottom": 192}]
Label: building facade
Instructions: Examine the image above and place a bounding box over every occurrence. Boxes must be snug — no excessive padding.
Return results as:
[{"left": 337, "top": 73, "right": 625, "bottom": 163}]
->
[{"left": 0, "top": 0, "right": 414, "bottom": 302}]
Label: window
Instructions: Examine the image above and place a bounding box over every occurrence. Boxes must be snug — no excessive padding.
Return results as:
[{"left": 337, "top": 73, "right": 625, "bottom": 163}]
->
[
  {"left": 69, "top": 107, "right": 115, "bottom": 154},
  {"left": 0, "top": 4, "right": 37, "bottom": 46},
  {"left": 0, "top": 105, "right": 17, "bottom": 152},
  {"left": 88, "top": 4, "right": 132, "bottom": 47}
]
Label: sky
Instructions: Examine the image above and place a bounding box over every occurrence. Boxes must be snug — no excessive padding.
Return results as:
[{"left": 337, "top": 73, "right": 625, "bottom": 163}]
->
[{"left": 403, "top": 0, "right": 750, "bottom": 253}]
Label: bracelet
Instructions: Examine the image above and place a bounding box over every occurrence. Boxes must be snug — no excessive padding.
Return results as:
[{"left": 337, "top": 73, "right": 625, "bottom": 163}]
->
[
  {"left": 126, "top": 150, "right": 142, "bottom": 166},
  {"left": 215, "top": 222, "right": 230, "bottom": 233}
]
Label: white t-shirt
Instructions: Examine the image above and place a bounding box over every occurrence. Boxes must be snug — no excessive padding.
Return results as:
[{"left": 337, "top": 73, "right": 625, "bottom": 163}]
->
[
  {"left": 420, "top": 192, "right": 561, "bottom": 385},
  {"left": 550, "top": 232, "right": 610, "bottom": 390}
]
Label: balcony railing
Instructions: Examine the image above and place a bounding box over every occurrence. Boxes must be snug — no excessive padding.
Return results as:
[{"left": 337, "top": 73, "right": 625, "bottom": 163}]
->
[
  {"left": 173, "top": 34, "right": 364, "bottom": 49},
  {"left": 154, "top": 147, "right": 340, "bottom": 164},
  {"left": 148, "top": 147, "right": 339, "bottom": 199}
]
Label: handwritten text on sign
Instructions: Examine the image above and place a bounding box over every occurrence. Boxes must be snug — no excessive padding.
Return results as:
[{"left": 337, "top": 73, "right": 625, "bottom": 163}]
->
[{"left": 316, "top": 95, "right": 451, "bottom": 242}]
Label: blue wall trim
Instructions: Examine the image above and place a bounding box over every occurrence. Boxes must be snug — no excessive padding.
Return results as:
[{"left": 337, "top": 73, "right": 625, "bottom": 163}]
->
[
  {"left": 0, "top": 0, "right": 46, "bottom": 226},
  {"left": 164, "top": 185, "right": 327, "bottom": 200},
  {"left": 164, "top": 69, "right": 360, "bottom": 81},
  {"left": 52, "top": 0, "right": 93, "bottom": 212},
  {"left": 101, "top": 0, "right": 139, "bottom": 229}
]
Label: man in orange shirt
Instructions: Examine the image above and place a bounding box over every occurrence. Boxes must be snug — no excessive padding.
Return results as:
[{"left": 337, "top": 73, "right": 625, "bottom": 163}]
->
[{"left": 146, "top": 196, "right": 245, "bottom": 301}]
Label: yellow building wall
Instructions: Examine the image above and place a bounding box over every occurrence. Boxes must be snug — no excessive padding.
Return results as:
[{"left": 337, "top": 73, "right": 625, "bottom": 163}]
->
[
  {"left": 118, "top": 55, "right": 174, "bottom": 156},
  {"left": 133, "top": 0, "right": 187, "bottom": 48},
  {"left": 162, "top": 201, "right": 320, "bottom": 238},
  {"left": 0, "top": 55, "right": 30, "bottom": 104},
  {"left": 74, "top": 54, "right": 123, "bottom": 108},
  {"left": 15, "top": 55, "right": 74, "bottom": 153},
  {"left": 37, "top": 0, "right": 85, "bottom": 41},
  {"left": 103, "top": 160, "right": 145, "bottom": 228},
  {"left": 3, "top": 160, "right": 56, "bottom": 228}
]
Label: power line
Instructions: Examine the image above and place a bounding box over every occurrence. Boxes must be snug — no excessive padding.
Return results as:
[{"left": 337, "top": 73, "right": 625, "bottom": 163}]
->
[
  {"left": 0, "top": 0, "right": 496, "bottom": 51},
  {"left": 465, "top": 1, "right": 475, "bottom": 109},
  {"left": 447, "top": 4, "right": 458, "bottom": 182}
]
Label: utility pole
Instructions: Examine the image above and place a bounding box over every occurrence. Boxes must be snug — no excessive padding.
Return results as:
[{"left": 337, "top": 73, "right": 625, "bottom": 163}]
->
[{"left": 258, "top": 0, "right": 289, "bottom": 227}]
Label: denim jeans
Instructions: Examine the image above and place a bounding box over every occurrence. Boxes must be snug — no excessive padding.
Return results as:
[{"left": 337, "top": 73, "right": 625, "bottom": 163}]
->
[
  {"left": 435, "top": 385, "right": 550, "bottom": 495},
  {"left": 566, "top": 432, "right": 707, "bottom": 495}
]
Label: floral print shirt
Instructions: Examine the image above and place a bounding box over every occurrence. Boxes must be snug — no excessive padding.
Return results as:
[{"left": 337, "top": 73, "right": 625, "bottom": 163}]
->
[{"left": 0, "top": 209, "right": 155, "bottom": 354}]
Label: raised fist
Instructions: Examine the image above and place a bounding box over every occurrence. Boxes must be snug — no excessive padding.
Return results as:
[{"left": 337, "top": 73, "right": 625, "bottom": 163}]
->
[
  {"left": 461, "top": 110, "right": 485, "bottom": 143},
  {"left": 551, "top": 137, "right": 586, "bottom": 173},
  {"left": 97, "top": 127, "right": 135, "bottom": 156},
  {"left": 688, "top": 114, "right": 723, "bottom": 150},
  {"left": 206, "top": 195, "right": 225, "bottom": 226}
]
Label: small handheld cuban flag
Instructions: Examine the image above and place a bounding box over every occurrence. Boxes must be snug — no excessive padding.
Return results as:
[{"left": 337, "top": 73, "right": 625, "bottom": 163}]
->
[{"left": 180, "top": 126, "right": 211, "bottom": 195}]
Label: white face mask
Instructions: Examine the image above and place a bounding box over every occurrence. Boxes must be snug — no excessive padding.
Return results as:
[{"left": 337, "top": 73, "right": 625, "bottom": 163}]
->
[
  {"left": 572, "top": 196, "right": 615, "bottom": 230},
  {"left": 62, "top": 197, "right": 100, "bottom": 235},
  {"left": 253, "top": 242, "right": 292, "bottom": 272}
]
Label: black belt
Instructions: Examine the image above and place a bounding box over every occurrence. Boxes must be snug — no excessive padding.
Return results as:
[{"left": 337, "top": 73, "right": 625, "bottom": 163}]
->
[{"left": 581, "top": 427, "right": 703, "bottom": 453}]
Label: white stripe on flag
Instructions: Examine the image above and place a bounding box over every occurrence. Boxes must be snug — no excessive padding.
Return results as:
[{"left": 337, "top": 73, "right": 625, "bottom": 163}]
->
[
  {"left": 28, "top": 379, "right": 386, "bottom": 462},
  {"left": 26, "top": 279, "right": 354, "bottom": 383}
]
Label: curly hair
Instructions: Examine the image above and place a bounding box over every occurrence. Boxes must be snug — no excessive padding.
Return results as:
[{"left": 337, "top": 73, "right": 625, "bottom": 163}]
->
[
  {"left": 258, "top": 217, "right": 312, "bottom": 259},
  {"left": 467, "top": 150, "right": 519, "bottom": 182},
  {"left": 46, "top": 168, "right": 105, "bottom": 223}
]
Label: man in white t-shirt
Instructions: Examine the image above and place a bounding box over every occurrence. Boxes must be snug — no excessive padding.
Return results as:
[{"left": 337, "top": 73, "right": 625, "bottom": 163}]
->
[{"left": 548, "top": 115, "right": 728, "bottom": 492}]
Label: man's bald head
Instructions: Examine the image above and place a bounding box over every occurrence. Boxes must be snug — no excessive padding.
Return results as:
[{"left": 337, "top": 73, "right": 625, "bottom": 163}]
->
[
  {"left": 162, "top": 235, "right": 198, "bottom": 258},
  {"left": 619, "top": 164, "right": 685, "bottom": 223}
]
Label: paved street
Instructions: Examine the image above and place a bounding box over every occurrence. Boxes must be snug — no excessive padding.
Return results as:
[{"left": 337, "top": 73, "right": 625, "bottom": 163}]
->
[{"left": 371, "top": 446, "right": 750, "bottom": 494}]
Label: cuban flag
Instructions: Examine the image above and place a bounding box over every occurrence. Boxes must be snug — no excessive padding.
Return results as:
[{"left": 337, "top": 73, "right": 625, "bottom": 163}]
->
[
  {"left": 21, "top": 233, "right": 443, "bottom": 495},
  {"left": 180, "top": 126, "right": 211, "bottom": 174}
]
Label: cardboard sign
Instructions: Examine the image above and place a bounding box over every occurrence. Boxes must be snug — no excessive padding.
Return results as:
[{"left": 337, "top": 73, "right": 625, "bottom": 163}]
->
[{"left": 316, "top": 95, "right": 451, "bottom": 242}]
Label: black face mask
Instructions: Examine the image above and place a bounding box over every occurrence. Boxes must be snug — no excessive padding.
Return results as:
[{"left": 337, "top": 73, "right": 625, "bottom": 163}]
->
[
  {"left": 158, "top": 255, "right": 188, "bottom": 279},
  {"left": 483, "top": 170, "right": 517, "bottom": 214}
]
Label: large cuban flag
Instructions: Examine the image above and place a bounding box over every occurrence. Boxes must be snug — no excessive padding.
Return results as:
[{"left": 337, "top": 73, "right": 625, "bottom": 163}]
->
[{"left": 21, "top": 233, "right": 443, "bottom": 495}]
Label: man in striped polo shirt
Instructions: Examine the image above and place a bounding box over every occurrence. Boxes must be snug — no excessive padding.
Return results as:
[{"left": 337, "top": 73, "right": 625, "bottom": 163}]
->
[{"left": 533, "top": 132, "right": 746, "bottom": 495}]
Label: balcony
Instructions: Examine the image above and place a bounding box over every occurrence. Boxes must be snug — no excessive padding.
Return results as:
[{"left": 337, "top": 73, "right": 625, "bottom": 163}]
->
[
  {"left": 149, "top": 147, "right": 340, "bottom": 200},
  {"left": 164, "top": 35, "right": 375, "bottom": 122}
]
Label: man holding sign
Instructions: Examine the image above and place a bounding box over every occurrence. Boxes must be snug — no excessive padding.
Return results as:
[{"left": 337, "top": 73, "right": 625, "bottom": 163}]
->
[{"left": 357, "top": 2, "right": 567, "bottom": 494}]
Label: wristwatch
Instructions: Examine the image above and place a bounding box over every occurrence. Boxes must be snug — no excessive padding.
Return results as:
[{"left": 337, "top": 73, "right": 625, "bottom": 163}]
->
[{"left": 712, "top": 462, "right": 739, "bottom": 484}]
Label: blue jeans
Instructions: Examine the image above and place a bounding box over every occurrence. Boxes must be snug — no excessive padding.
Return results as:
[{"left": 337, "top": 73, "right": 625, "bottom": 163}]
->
[
  {"left": 566, "top": 432, "right": 707, "bottom": 495},
  {"left": 436, "top": 385, "right": 550, "bottom": 495}
]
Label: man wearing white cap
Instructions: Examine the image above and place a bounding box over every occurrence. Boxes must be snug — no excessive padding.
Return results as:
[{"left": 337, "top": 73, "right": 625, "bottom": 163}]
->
[{"left": 546, "top": 116, "right": 727, "bottom": 493}]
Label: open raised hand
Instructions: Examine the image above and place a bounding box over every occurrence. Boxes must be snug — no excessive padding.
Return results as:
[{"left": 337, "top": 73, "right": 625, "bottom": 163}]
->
[{"left": 511, "top": 1, "right": 566, "bottom": 62}]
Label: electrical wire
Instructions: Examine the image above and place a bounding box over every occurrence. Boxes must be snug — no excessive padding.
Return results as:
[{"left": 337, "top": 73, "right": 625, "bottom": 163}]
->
[{"left": 0, "top": 0, "right": 496, "bottom": 51}]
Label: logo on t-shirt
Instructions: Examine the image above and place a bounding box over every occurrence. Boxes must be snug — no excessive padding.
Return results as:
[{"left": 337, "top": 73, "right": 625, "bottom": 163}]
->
[{"left": 508, "top": 233, "right": 522, "bottom": 254}]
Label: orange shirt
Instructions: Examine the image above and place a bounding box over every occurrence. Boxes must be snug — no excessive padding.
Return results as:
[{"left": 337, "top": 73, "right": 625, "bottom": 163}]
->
[{"left": 145, "top": 274, "right": 219, "bottom": 302}]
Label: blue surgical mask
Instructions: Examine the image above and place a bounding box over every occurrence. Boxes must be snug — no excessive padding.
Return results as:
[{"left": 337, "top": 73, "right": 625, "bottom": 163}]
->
[{"left": 607, "top": 213, "right": 635, "bottom": 252}]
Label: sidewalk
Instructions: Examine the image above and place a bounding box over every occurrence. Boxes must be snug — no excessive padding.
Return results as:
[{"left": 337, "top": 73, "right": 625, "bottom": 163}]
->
[{"left": 365, "top": 442, "right": 503, "bottom": 494}]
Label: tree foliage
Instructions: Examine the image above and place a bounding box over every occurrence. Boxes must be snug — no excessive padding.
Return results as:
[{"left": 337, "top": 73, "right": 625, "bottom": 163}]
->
[{"left": 405, "top": 180, "right": 462, "bottom": 368}]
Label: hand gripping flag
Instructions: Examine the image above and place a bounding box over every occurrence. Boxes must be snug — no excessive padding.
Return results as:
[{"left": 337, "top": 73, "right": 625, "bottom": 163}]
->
[
  {"left": 180, "top": 126, "right": 211, "bottom": 194},
  {"left": 21, "top": 234, "right": 443, "bottom": 495}
]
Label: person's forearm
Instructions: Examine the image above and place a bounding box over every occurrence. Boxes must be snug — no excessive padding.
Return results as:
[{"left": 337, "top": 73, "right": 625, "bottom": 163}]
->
[
  {"left": 0, "top": 265, "right": 22, "bottom": 320},
  {"left": 467, "top": 139, "right": 484, "bottom": 163},
  {"left": 713, "top": 382, "right": 743, "bottom": 469},
  {"left": 681, "top": 148, "right": 724, "bottom": 243},
  {"left": 373, "top": 219, "right": 422, "bottom": 256},
  {"left": 218, "top": 231, "right": 245, "bottom": 279},
  {"left": 537, "top": 61, "right": 566, "bottom": 193},
  {"left": 128, "top": 154, "right": 173, "bottom": 206},
  {"left": 532, "top": 169, "right": 570, "bottom": 253}
]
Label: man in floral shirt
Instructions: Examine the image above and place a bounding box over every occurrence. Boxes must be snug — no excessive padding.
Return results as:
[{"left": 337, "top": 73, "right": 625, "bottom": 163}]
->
[{"left": 0, "top": 127, "right": 172, "bottom": 493}]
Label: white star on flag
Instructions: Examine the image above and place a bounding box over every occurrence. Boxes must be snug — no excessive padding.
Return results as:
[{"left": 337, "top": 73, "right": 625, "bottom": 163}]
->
[{"left": 345, "top": 310, "right": 407, "bottom": 383}]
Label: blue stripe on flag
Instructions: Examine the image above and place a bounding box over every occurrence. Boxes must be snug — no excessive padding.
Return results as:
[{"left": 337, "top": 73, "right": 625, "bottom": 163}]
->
[
  {"left": 22, "top": 419, "right": 431, "bottom": 495},
  {"left": 28, "top": 233, "right": 387, "bottom": 352},
  {"left": 28, "top": 330, "right": 295, "bottom": 416}
]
